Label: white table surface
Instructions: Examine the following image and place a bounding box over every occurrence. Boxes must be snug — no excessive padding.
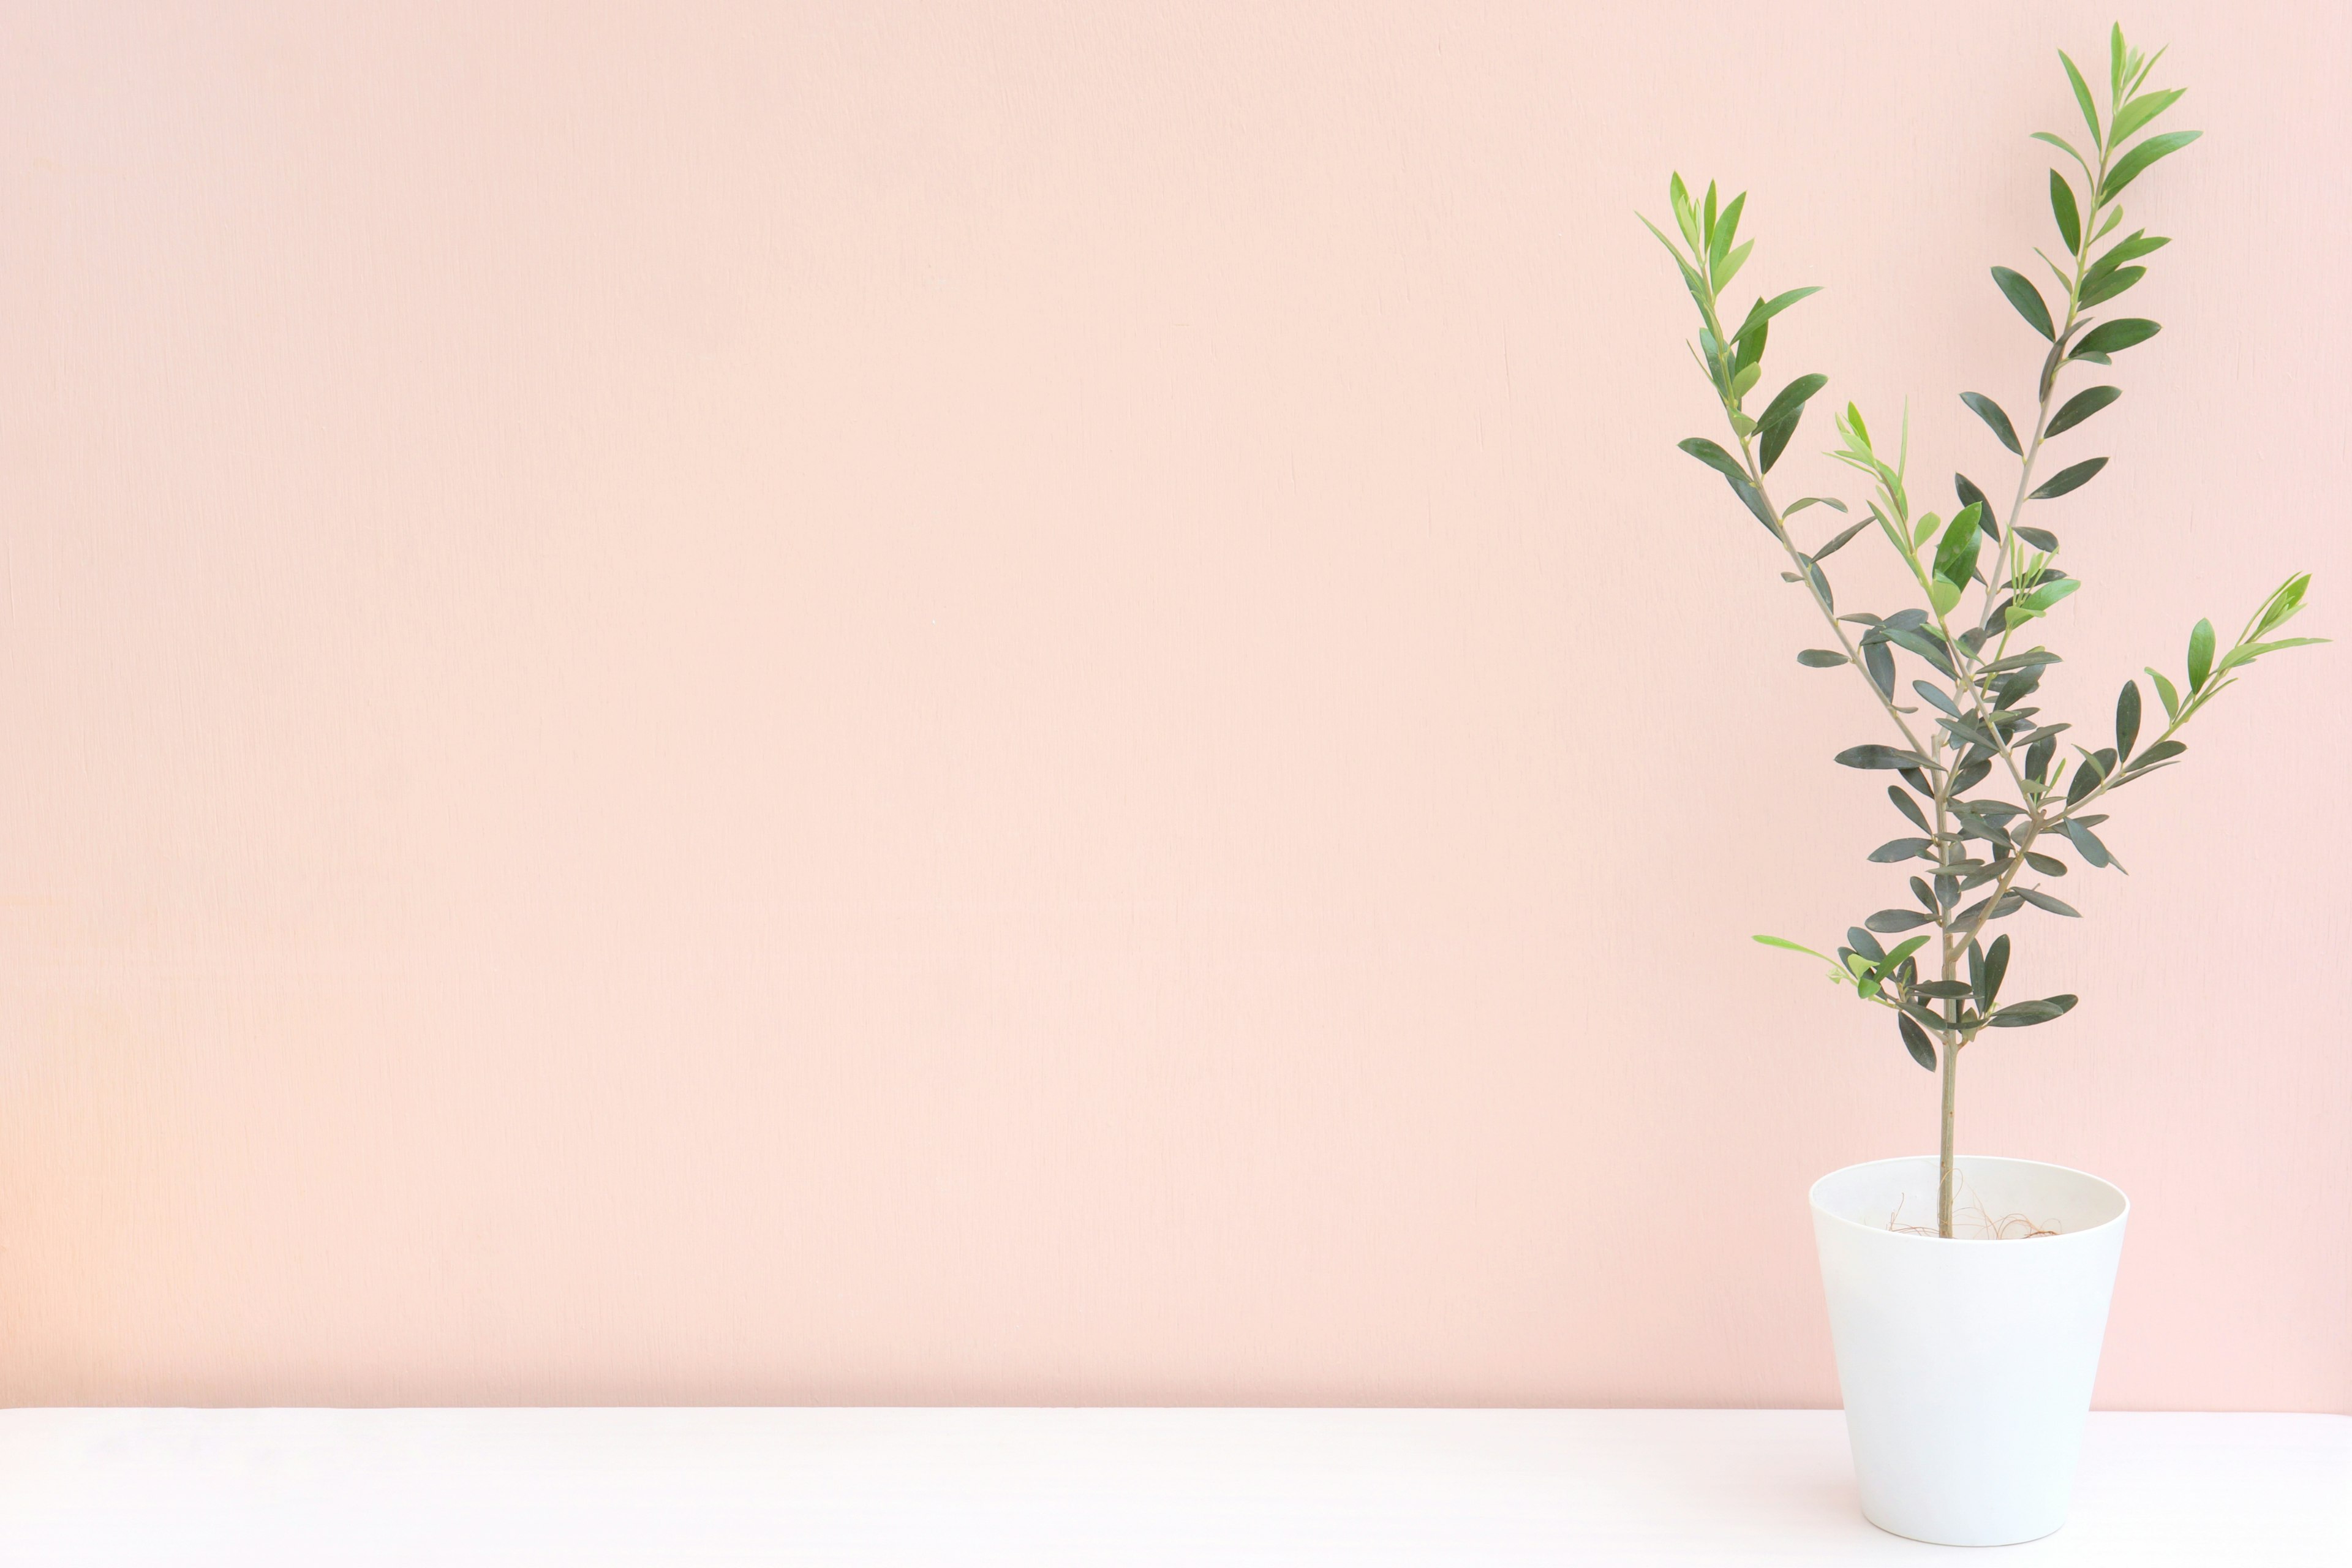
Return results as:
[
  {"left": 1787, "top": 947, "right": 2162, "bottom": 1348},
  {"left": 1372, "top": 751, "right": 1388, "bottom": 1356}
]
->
[{"left": 0, "top": 1407, "right": 2343, "bottom": 1564}]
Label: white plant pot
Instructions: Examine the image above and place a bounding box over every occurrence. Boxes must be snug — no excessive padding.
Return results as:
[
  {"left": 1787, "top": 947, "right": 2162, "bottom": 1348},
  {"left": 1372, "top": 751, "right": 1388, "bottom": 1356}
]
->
[{"left": 1810, "top": 1155, "right": 2129, "bottom": 1547}]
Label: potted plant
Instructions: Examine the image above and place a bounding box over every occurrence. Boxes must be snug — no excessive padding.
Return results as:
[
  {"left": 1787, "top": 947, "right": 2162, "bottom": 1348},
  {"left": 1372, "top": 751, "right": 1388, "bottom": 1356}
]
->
[{"left": 1644, "top": 26, "right": 2321, "bottom": 1548}]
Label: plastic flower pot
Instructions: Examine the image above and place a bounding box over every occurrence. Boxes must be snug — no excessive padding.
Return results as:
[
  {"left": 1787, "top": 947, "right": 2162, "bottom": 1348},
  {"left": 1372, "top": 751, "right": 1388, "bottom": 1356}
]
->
[{"left": 1810, "top": 1154, "right": 2129, "bottom": 1546}]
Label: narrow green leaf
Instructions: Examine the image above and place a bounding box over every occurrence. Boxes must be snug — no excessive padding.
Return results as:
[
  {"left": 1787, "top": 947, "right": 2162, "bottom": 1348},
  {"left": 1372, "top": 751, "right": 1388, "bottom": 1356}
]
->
[
  {"left": 2019, "top": 576, "right": 2081, "bottom": 614},
  {"left": 1887, "top": 785, "right": 1930, "bottom": 833},
  {"left": 1983, "top": 933, "right": 2010, "bottom": 1008},
  {"left": 1709, "top": 191, "right": 1746, "bottom": 268},
  {"left": 2187, "top": 617, "right": 2215, "bottom": 693},
  {"left": 2063, "top": 818, "right": 2114, "bottom": 869},
  {"left": 1869, "top": 838, "right": 1932, "bottom": 863},
  {"left": 2032, "top": 130, "right": 2092, "bottom": 176},
  {"left": 1992, "top": 266, "right": 2056, "bottom": 339},
  {"left": 1981, "top": 648, "right": 2063, "bottom": 674},
  {"left": 2073, "top": 318, "right": 2160, "bottom": 356},
  {"left": 2095, "top": 230, "right": 2171, "bottom": 268},
  {"left": 1678, "top": 437, "right": 1780, "bottom": 534},
  {"left": 1812, "top": 516, "right": 1874, "bottom": 560},
  {"left": 2030, "top": 457, "right": 2108, "bottom": 500},
  {"left": 2145, "top": 666, "right": 2180, "bottom": 721},
  {"left": 2101, "top": 129, "right": 2201, "bottom": 203},
  {"left": 1753, "top": 934, "right": 1834, "bottom": 962},
  {"left": 2016, "top": 887, "right": 2082, "bottom": 918},
  {"left": 2049, "top": 170, "right": 2081, "bottom": 252},
  {"left": 1866, "top": 908, "right": 1937, "bottom": 933},
  {"left": 1961, "top": 393, "right": 2022, "bottom": 455},
  {"left": 2117, "top": 87, "right": 2182, "bottom": 144},
  {"left": 1934, "top": 504, "right": 1984, "bottom": 592},
  {"left": 2081, "top": 265, "right": 2146, "bottom": 306},
  {"left": 1914, "top": 980, "right": 1974, "bottom": 1000},
  {"left": 1836, "top": 744, "right": 1932, "bottom": 771},
  {"left": 2015, "top": 524, "right": 2060, "bottom": 552},
  {"left": 1987, "top": 993, "right": 2079, "bottom": 1027},
  {"left": 1797, "top": 649, "right": 1849, "bottom": 667},
  {"left": 1862, "top": 638, "right": 1895, "bottom": 697},
  {"left": 1898, "top": 1012, "right": 1937, "bottom": 1071},
  {"left": 2026, "top": 733, "right": 2056, "bottom": 782},
  {"left": 1755, "top": 373, "right": 1828, "bottom": 431},
  {"left": 2059, "top": 50, "right": 2103, "bottom": 149},
  {"left": 1668, "top": 173, "right": 1700, "bottom": 251},
  {"left": 1714, "top": 238, "right": 1754, "bottom": 292},
  {"left": 1910, "top": 680, "right": 1961, "bottom": 718},
  {"left": 2115, "top": 680, "right": 2141, "bottom": 760},
  {"left": 2128, "top": 739, "right": 2186, "bottom": 770}
]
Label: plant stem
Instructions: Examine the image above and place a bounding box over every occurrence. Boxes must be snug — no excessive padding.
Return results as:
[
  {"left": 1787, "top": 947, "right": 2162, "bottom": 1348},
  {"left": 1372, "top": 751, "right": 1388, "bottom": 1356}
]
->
[{"left": 1939, "top": 1019, "right": 1959, "bottom": 1235}]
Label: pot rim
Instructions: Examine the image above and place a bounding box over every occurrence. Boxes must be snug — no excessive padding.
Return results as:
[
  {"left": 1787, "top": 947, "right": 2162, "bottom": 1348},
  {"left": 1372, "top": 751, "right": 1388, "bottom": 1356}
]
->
[{"left": 1809, "top": 1153, "right": 2130, "bottom": 1246}]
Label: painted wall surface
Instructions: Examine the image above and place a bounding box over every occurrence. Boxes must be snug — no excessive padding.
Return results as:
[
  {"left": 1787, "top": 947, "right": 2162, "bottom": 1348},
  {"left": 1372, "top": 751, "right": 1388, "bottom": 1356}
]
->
[{"left": 1, "top": 2, "right": 2345, "bottom": 1411}]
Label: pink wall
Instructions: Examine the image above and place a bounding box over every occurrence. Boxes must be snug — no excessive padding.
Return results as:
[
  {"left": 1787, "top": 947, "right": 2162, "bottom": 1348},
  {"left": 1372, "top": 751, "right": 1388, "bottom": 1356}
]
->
[{"left": 2, "top": 2, "right": 2345, "bottom": 1412}]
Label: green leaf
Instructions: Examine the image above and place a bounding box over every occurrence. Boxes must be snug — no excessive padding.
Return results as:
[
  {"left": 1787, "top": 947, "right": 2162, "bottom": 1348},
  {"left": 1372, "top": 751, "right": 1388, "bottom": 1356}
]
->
[
  {"left": 2222, "top": 635, "right": 2329, "bottom": 669},
  {"left": 2145, "top": 666, "right": 2180, "bottom": 721},
  {"left": 1914, "top": 979, "right": 1974, "bottom": 1000},
  {"left": 1668, "top": 173, "right": 1700, "bottom": 251},
  {"left": 2080, "top": 265, "right": 2146, "bottom": 306},
  {"left": 1992, "top": 266, "right": 2056, "bottom": 339},
  {"left": 2026, "top": 734, "right": 2056, "bottom": 782},
  {"left": 1755, "top": 373, "right": 1828, "bottom": 431},
  {"left": 1703, "top": 181, "right": 1718, "bottom": 247},
  {"left": 2101, "top": 129, "right": 2201, "bottom": 203},
  {"left": 1836, "top": 744, "right": 1932, "bottom": 771},
  {"left": 2064, "top": 817, "right": 2114, "bottom": 869},
  {"left": 2128, "top": 739, "right": 2186, "bottom": 770},
  {"left": 2046, "top": 386, "right": 2122, "bottom": 438},
  {"left": 1678, "top": 437, "right": 1746, "bottom": 484},
  {"left": 1910, "top": 680, "right": 1961, "bottom": 718},
  {"left": 1866, "top": 908, "right": 1937, "bottom": 933},
  {"left": 2096, "top": 230, "right": 2171, "bottom": 268},
  {"left": 2109, "top": 25, "right": 2127, "bottom": 100},
  {"left": 2073, "top": 318, "right": 2161, "bottom": 356},
  {"left": 1887, "top": 785, "right": 1930, "bottom": 833},
  {"left": 2015, "top": 524, "right": 2059, "bottom": 552},
  {"left": 2032, "top": 130, "right": 2092, "bottom": 177},
  {"left": 2030, "top": 458, "right": 2108, "bottom": 500},
  {"left": 1982, "top": 933, "right": 2010, "bottom": 1008},
  {"left": 2187, "top": 617, "right": 2215, "bottom": 693},
  {"left": 2114, "top": 679, "right": 2141, "bottom": 760},
  {"left": 1961, "top": 393, "right": 2022, "bottom": 455},
  {"left": 2015, "top": 887, "right": 2082, "bottom": 918},
  {"left": 1797, "top": 649, "right": 1849, "bottom": 667},
  {"left": 2018, "top": 576, "right": 2081, "bottom": 614},
  {"left": 1709, "top": 190, "right": 1744, "bottom": 268},
  {"left": 1678, "top": 437, "right": 1780, "bottom": 534},
  {"left": 2048, "top": 170, "right": 2081, "bottom": 252},
  {"left": 1934, "top": 504, "right": 1984, "bottom": 592},
  {"left": 1898, "top": 1012, "right": 1937, "bottom": 1071},
  {"left": 1783, "top": 496, "right": 1847, "bottom": 516},
  {"left": 1714, "top": 238, "right": 1754, "bottom": 292},
  {"left": 1981, "top": 648, "right": 2063, "bottom": 674},
  {"left": 2059, "top": 50, "right": 2103, "bottom": 149},
  {"left": 1754, "top": 934, "right": 1835, "bottom": 963},
  {"left": 2024, "top": 850, "right": 2067, "bottom": 875},
  {"left": 1812, "top": 516, "right": 1874, "bottom": 560},
  {"left": 1987, "top": 994, "right": 2079, "bottom": 1027},
  {"left": 1869, "top": 838, "right": 1932, "bottom": 863}
]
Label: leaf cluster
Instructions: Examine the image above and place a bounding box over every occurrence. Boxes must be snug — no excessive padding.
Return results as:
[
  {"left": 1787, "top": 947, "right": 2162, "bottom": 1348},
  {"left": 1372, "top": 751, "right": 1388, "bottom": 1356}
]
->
[{"left": 1647, "top": 27, "right": 2324, "bottom": 1077}]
